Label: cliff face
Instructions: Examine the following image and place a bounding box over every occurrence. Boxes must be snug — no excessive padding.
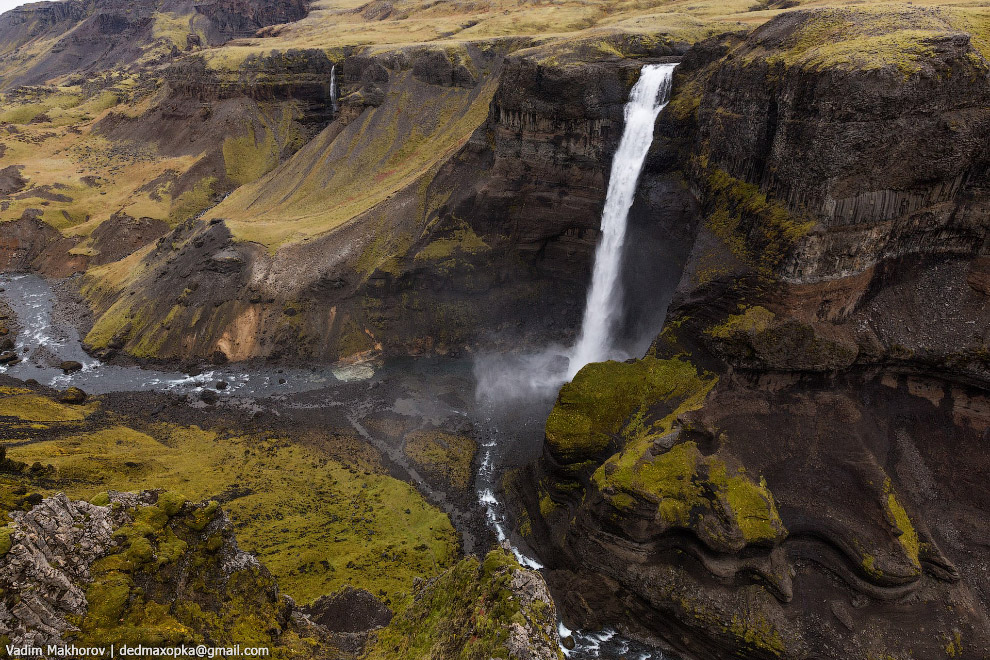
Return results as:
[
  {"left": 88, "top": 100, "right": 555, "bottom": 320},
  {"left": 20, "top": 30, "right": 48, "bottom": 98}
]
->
[
  {"left": 519, "top": 8, "right": 990, "bottom": 660},
  {"left": 76, "top": 41, "right": 690, "bottom": 363}
]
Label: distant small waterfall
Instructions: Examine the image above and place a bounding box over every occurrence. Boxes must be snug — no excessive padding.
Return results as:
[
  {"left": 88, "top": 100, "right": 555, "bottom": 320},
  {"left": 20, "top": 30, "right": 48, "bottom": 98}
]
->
[
  {"left": 567, "top": 63, "right": 676, "bottom": 378},
  {"left": 330, "top": 64, "right": 338, "bottom": 113}
]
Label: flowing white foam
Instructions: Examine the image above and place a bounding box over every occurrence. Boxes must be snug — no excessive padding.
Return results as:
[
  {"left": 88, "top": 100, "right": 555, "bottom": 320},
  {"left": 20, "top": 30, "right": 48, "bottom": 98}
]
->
[{"left": 568, "top": 63, "right": 676, "bottom": 378}]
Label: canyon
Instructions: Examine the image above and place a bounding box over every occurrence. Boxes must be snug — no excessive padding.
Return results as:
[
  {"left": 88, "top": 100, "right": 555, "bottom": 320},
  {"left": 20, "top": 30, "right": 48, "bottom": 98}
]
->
[{"left": 0, "top": 0, "right": 988, "bottom": 659}]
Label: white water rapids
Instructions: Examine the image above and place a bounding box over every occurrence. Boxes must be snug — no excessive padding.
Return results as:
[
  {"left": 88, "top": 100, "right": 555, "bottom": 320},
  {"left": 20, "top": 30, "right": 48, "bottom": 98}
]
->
[{"left": 568, "top": 62, "right": 676, "bottom": 377}]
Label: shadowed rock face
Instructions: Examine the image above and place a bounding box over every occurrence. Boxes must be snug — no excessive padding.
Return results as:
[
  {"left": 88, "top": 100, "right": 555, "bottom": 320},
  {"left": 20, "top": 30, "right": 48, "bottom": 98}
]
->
[
  {"left": 515, "top": 8, "right": 990, "bottom": 660},
  {"left": 194, "top": 0, "right": 309, "bottom": 39}
]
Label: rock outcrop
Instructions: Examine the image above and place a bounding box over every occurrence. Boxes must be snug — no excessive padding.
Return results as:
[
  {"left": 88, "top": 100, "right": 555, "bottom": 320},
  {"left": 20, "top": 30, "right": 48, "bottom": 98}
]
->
[
  {"left": 0, "top": 491, "right": 334, "bottom": 656},
  {"left": 0, "top": 494, "right": 114, "bottom": 647},
  {"left": 364, "top": 548, "right": 563, "bottom": 660},
  {"left": 0, "top": 0, "right": 312, "bottom": 89}
]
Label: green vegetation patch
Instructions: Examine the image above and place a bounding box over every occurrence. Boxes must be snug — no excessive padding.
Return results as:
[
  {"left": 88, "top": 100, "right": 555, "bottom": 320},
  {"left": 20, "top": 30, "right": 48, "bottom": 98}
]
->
[
  {"left": 211, "top": 70, "right": 499, "bottom": 249},
  {"left": 0, "top": 393, "right": 96, "bottom": 422},
  {"left": 71, "top": 496, "right": 321, "bottom": 657},
  {"left": 594, "top": 440, "right": 786, "bottom": 548},
  {"left": 749, "top": 7, "right": 973, "bottom": 76},
  {"left": 707, "top": 306, "right": 775, "bottom": 339},
  {"left": 404, "top": 430, "right": 477, "bottom": 491},
  {"left": 414, "top": 227, "right": 489, "bottom": 261},
  {"left": 883, "top": 478, "right": 920, "bottom": 569},
  {"left": 8, "top": 422, "right": 458, "bottom": 608},
  {"left": 545, "top": 356, "right": 717, "bottom": 466},
  {"left": 701, "top": 164, "right": 814, "bottom": 278}
]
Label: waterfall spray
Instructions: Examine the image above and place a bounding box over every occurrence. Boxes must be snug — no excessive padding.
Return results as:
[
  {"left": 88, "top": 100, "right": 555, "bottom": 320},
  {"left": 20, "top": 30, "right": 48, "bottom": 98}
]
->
[{"left": 567, "top": 63, "right": 676, "bottom": 378}]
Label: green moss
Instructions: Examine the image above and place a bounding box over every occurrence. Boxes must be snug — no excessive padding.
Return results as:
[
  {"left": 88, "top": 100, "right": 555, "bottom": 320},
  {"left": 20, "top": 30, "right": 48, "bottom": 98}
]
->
[
  {"left": 169, "top": 176, "right": 216, "bottom": 225},
  {"left": 365, "top": 549, "right": 562, "bottom": 660},
  {"left": 883, "top": 479, "right": 920, "bottom": 568},
  {"left": 945, "top": 630, "right": 963, "bottom": 657},
  {"left": 862, "top": 551, "right": 882, "bottom": 578},
  {"left": 403, "top": 430, "right": 476, "bottom": 491},
  {"left": 752, "top": 8, "right": 965, "bottom": 77},
  {"left": 156, "top": 491, "right": 187, "bottom": 517},
  {"left": 538, "top": 491, "right": 558, "bottom": 518},
  {"left": 729, "top": 612, "right": 786, "bottom": 656},
  {"left": 595, "top": 441, "right": 786, "bottom": 547},
  {"left": 414, "top": 227, "right": 489, "bottom": 261},
  {"left": 707, "top": 306, "right": 775, "bottom": 339},
  {"left": 83, "top": 569, "right": 132, "bottom": 629},
  {"left": 90, "top": 492, "right": 112, "bottom": 506},
  {"left": 608, "top": 491, "right": 636, "bottom": 512},
  {"left": 223, "top": 122, "right": 280, "bottom": 186},
  {"left": 0, "top": 524, "right": 14, "bottom": 556},
  {"left": 545, "top": 356, "right": 717, "bottom": 467},
  {"left": 725, "top": 475, "right": 782, "bottom": 544},
  {"left": 184, "top": 501, "right": 219, "bottom": 532},
  {"left": 0, "top": 394, "right": 94, "bottom": 423},
  {"left": 700, "top": 164, "right": 814, "bottom": 278}
]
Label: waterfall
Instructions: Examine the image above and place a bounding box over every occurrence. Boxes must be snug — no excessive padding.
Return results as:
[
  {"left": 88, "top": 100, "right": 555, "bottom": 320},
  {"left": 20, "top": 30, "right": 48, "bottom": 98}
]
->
[
  {"left": 330, "top": 64, "right": 338, "bottom": 114},
  {"left": 567, "top": 63, "right": 676, "bottom": 378}
]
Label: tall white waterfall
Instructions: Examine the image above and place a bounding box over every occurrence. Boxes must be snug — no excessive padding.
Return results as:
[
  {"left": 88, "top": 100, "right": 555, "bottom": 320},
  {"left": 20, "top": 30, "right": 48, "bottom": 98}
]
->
[{"left": 567, "top": 63, "right": 676, "bottom": 378}]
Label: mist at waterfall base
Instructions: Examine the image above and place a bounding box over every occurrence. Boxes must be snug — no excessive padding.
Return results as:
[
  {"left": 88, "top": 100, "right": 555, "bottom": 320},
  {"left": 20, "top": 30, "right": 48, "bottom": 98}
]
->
[
  {"left": 473, "top": 64, "right": 678, "bottom": 660},
  {"left": 474, "top": 63, "right": 677, "bottom": 406}
]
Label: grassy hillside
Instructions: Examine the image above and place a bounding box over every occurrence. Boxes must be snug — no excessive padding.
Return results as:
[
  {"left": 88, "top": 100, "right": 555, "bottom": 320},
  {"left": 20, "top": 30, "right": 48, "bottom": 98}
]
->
[{"left": 211, "top": 65, "right": 498, "bottom": 248}]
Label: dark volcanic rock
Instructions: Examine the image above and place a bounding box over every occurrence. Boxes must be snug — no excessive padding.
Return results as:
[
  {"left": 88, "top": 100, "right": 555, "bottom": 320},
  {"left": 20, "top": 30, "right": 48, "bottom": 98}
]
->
[
  {"left": 0, "top": 165, "right": 27, "bottom": 196},
  {"left": 304, "top": 586, "right": 393, "bottom": 633},
  {"left": 57, "top": 387, "right": 87, "bottom": 404},
  {"left": 88, "top": 212, "right": 168, "bottom": 266},
  {"left": 516, "top": 8, "right": 990, "bottom": 660},
  {"left": 59, "top": 360, "right": 83, "bottom": 373},
  {"left": 0, "top": 0, "right": 312, "bottom": 88}
]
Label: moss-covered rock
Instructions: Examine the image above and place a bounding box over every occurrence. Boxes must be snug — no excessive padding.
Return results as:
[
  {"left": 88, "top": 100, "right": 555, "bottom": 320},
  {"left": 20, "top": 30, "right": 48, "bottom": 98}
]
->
[
  {"left": 0, "top": 491, "right": 336, "bottom": 656},
  {"left": 364, "top": 549, "right": 562, "bottom": 660},
  {"left": 545, "top": 356, "right": 717, "bottom": 471}
]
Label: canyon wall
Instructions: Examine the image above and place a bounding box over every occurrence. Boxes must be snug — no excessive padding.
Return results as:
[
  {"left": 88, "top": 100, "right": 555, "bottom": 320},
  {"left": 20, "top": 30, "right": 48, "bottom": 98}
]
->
[{"left": 517, "top": 8, "right": 990, "bottom": 660}]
